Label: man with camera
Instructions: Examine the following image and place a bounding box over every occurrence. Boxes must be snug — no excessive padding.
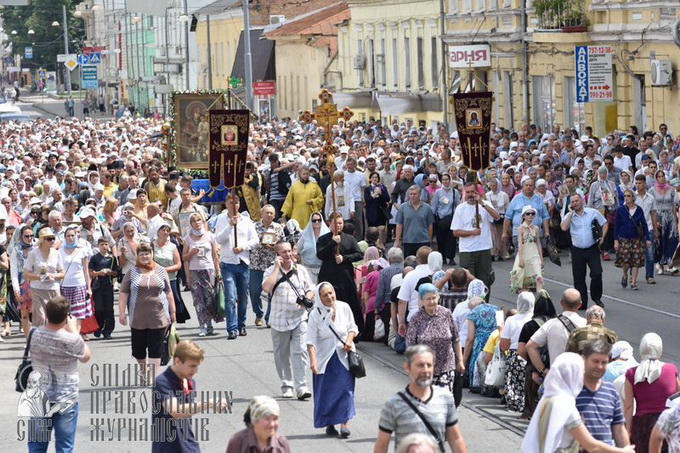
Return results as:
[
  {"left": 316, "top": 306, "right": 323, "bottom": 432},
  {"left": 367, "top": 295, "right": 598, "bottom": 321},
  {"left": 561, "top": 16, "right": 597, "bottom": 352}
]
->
[
  {"left": 262, "top": 241, "right": 314, "bottom": 400},
  {"left": 560, "top": 191, "right": 608, "bottom": 310}
]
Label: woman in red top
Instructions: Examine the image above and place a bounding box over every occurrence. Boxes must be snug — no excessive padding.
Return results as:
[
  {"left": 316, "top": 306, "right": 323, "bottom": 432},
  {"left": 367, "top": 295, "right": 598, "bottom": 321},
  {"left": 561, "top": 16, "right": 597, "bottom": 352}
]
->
[{"left": 624, "top": 332, "right": 680, "bottom": 453}]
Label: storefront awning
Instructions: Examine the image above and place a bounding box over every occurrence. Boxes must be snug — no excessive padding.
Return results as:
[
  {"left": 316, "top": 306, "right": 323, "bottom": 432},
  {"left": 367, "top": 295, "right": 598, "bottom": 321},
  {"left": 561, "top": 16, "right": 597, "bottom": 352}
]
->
[{"left": 375, "top": 92, "right": 442, "bottom": 115}]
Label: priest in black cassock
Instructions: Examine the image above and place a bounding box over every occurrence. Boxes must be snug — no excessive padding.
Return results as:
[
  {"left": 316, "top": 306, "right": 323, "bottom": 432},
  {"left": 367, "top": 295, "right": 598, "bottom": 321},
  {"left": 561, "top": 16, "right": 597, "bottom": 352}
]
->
[{"left": 316, "top": 213, "right": 364, "bottom": 334}]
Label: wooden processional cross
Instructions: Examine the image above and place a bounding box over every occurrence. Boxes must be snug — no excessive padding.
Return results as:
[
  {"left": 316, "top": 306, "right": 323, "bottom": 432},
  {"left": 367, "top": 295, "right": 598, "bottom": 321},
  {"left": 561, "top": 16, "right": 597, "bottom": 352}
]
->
[{"left": 300, "top": 89, "right": 354, "bottom": 225}]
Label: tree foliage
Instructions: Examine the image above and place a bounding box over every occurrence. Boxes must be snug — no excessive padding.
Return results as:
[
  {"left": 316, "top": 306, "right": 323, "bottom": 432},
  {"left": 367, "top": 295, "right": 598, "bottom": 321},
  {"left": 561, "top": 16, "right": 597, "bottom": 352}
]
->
[{"left": 1, "top": 0, "right": 85, "bottom": 70}]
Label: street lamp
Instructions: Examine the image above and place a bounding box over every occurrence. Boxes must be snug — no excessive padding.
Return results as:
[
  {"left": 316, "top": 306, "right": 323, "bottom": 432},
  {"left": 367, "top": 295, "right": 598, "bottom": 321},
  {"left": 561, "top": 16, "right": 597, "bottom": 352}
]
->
[{"left": 53, "top": 5, "right": 72, "bottom": 97}]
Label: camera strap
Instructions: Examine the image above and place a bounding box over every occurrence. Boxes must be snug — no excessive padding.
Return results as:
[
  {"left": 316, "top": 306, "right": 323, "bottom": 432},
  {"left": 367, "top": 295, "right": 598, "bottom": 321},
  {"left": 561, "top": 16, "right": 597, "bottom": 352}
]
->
[{"left": 270, "top": 267, "right": 303, "bottom": 299}]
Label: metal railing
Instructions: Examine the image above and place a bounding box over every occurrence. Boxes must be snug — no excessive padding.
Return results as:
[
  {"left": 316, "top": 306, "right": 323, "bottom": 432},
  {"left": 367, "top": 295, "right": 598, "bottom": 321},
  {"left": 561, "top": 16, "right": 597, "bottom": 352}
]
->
[{"left": 534, "top": 0, "right": 588, "bottom": 30}]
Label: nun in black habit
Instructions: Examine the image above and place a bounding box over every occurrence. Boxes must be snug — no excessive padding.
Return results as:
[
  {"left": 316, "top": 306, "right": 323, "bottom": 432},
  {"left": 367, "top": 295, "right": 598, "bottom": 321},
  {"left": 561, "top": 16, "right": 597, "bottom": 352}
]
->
[{"left": 316, "top": 214, "right": 365, "bottom": 334}]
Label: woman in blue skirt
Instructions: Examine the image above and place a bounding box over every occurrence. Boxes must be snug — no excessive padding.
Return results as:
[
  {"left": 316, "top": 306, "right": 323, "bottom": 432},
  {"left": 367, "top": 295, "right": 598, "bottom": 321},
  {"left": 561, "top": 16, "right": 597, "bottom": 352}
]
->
[{"left": 307, "top": 281, "right": 358, "bottom": 438}]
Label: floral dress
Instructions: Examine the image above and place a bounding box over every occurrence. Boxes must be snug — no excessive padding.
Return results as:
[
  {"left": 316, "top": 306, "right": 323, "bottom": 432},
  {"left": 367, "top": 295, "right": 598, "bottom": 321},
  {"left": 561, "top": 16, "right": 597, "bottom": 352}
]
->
[
  {"left": 468, "top": 303, "right": 499, "bottom": 388},
  {"left": 510, "top": 225, "right": 543, "bottom": 293}
]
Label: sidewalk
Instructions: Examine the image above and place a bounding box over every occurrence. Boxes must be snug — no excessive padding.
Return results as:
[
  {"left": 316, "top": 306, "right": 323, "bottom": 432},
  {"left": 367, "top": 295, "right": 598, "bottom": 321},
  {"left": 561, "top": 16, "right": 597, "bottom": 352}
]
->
[{"left": 19, "top": 89, "right": 115, "bottom": 120}]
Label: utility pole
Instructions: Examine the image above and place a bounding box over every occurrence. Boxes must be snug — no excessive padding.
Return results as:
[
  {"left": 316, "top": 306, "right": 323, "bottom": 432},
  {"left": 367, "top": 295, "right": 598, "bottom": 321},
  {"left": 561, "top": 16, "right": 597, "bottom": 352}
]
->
[
  {"left": 206, "top": 15, "right": 213, "bottom": 89},
  {"left": 243, "top": 0, "right": 253, "bottom": 110},
  {"left": 62, "top": 5, "right": 72, "bottom": 97},
  {"left": 439, "top": 0, "right": 448, "bottom": 132},
  {"left": 183, "top": 0, "right": 190, "bottom": 90}
]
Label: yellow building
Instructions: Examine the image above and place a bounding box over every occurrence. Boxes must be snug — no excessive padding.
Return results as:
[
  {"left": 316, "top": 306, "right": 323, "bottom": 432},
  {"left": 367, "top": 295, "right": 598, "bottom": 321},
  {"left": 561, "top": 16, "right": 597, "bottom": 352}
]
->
[
  {"left": 445, "top": 0, "right": 680, "bottom": 136},
  {"left": 338, "top": 0, "right": 446, "bottom": 127},
  {"left": 264, "top": 2, "right": 351, "bottom": 119},
  {"left": 194, "top": 3, "right": 244, "bottom": 90}
]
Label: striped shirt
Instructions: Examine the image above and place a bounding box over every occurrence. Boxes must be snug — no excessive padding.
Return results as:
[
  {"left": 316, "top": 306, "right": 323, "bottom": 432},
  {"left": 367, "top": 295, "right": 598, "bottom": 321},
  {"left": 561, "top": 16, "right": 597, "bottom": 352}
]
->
[
  {"left": 575, "top": 381, "right": 624, "bottom": 445},
  {"left": 379, "top": 386, "right": 458, "bottom": 449}
]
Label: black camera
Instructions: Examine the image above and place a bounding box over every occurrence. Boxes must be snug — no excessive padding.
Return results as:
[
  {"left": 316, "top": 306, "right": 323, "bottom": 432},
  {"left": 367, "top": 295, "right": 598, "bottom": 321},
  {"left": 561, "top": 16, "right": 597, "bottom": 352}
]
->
[{"left": 296, "top": 296, "right": 314, "bottom": 309}]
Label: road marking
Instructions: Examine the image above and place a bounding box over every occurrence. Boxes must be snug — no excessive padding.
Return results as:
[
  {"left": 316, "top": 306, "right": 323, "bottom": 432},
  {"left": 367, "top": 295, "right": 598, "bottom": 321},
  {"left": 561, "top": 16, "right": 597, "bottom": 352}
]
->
[{"left": 542, "top": 276, "right": 680, "bottom": 320}]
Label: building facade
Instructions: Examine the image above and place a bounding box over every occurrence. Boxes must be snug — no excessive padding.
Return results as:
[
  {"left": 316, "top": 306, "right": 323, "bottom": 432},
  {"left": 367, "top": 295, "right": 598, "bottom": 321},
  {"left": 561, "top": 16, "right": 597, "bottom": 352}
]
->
[
  {"left": 338, "top": 0, "right": 445, "bottom": 128},
  {"left": 444, "top": 0, "right": 680, "bottom": 136}
]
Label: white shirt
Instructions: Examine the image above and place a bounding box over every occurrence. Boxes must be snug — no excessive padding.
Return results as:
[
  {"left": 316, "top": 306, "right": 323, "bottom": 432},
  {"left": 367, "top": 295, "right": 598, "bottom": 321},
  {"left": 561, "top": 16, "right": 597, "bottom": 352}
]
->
[
  {"left": 306, "top": 301, "right": 358, "bottom": 374},
  {"left": 635, "top": 192, "right": 657, "bottom": 232},
  {"left": 60, "top": 246, "right": 88, "bottom": 287},
  {"left": 325, "top": 183, "right": 354, "bottom": 220},
  {"left": 450, "top": 201, "right": 494, "bottom": 252},
  {"left": 452, "top": 302, "right": 471, "bottom": 345},
  {"left": 214, "top": 212, "right": 259, "bottom": 265},
  {"left": 613, "top": 154, "right": 632, "bottom": 172},
  {"left": 146, "top": 214, "right": 166, "bottom": 242},
  {"left": 501, "top": 312, "right": 533, "bottom": 350},
  {"left": 530, "top": 311, "right": 587, "bottom": 366},
  {"left": 396, "top": 264, "right": 431, "bottom": 322},
  {"left": 344, "top": 170, "right": 366, "bottom": 201}
]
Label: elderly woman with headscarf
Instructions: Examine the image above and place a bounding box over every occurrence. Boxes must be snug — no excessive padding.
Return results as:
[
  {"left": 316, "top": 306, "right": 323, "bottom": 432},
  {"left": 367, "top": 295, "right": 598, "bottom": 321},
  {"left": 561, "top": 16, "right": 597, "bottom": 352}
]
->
[
  {"left": 518, "top": 289, "right": 557, "bottom": 418},
  {"left": 296, "top": 212, "right": 329, "bottom": 285},
  {"left": 649, "top": 169, "right": 679, "bottom": 275},
  {"left": 452, "top": 279, "right": 487, "bottom": 358},
  {"left": 604, "top": 341, "right": 638, "bottom": 384},
  {"left": 406, "top": 283, "right": 465, "bottom": 404},
  {"left": 487, "top": 178, "right": 510, "bottom": 261},
  {"left": 522, "top": 352, "right": 636, "bottom": 453},
  {"left": 226, "top": 395, "right": 292, "bottom": 453},
  {"left": 499, "top": 291, "right": 535, "bottom": 412},
  {"left": 624, "top": 333, "right": 680, "bottom": 453},
  {"left": 616, "top": 170, "right": 634, "bottom": 207},
  {"left": 589, "top": 166, "right": 619, "bottom": 258},
  {"left": 463, "top": 294, "right": 500, "bottom": 392},
  {"left": 306, "top": 282, "right": 358, "bottom": 438}
]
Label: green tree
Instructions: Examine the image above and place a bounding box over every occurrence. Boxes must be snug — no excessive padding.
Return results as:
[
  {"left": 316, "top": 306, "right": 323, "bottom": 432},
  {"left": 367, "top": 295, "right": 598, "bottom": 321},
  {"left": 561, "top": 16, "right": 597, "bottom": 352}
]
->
[{"left": 1, "top": 0, "right": 85, "bottom": 71}]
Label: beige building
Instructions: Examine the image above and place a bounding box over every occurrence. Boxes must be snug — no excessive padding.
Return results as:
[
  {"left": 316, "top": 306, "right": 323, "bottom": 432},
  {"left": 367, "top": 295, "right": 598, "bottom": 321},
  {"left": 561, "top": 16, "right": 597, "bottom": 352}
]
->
[
  {"left": 337, "top": 0, "right": 446, "bottom": 127},
  {"left": 264, "top": 2, "right": 351, "bottom": 118},
  {"left": 444, "top": 0, "right": 680, "bottom": 136}
]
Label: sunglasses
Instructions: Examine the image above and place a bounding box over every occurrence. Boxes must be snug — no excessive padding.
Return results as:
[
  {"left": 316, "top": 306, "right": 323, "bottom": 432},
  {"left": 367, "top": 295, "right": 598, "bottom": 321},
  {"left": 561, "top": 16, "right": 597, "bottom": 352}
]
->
[
  {"left": 525, "top": 213, "right": 536, "bottom": 217},
  {"left": 311, "top": 218, "right": 322, "bottom": 223},
  {"left": 44, "top": 237, "right": 56, "bottom": 242}
]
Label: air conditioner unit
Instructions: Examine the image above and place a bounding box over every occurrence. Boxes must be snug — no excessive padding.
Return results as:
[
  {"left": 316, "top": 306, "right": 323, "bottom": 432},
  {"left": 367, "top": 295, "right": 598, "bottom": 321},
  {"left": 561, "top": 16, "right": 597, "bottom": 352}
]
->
[
  {"left": 353, "top": 55, "right": 366, "bottom": 70},
  {"left": 270, "top": 15, "right": 286, "bottom": 25},
  {"left": 651, "top": 60, "right": 673, "bottom": 86}
]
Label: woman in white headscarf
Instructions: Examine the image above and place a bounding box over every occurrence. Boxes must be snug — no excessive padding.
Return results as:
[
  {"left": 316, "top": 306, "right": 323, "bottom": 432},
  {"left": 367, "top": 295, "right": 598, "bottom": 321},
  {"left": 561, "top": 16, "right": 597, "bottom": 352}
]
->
[
  {"left": 624, "top": 333, "right": 680, "bottom": 453},
  {"left": 500, "top": 291, "right": 535, "bottom": 412},
  {"left": 588, "top": 166, "right": 618, "bottom": 261},
  {"left": 296, "top": 212, "right": 329, "bottom": 284},
  {"left": 522, "top": 352, "right": 635, "bottom": 453},
  {"left": 451, "top": 279, "right": 487, "bottom": 355},
  {"left": 306, "top": 282, "right": 358, "bottom": 438}
]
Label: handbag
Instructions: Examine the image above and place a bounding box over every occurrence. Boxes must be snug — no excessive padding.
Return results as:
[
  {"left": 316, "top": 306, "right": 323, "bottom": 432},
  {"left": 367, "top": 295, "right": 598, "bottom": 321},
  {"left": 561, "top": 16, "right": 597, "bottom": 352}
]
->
[
  {"left": 214, "top": 279, "right": 226, "bottom": 319},
  {"left": 397, "top": 392, "right": 446, "bottom": 453},
  {"left": 591, "top": 219, "right": 603, "bottom": 242},
  {"left": 327, "top": 319, "right": 366, "bottom": 379},
  {"left": 373, "top": 318, "right": 385, "bottom": 341},
  {"left": 484, "top": 341, "right": 507, "bottom": 387},
  {"left": 80, "top": 297, "right": 100, "bottom": 335},
  {"left": 161, "top": 324, "right": 181, "bottom": 366},
  {"left": 547, "top": 240, "right": 561, "bottom": 266},
  {"left": 15, "top": 328, "right": 36, "bottom": 392}
]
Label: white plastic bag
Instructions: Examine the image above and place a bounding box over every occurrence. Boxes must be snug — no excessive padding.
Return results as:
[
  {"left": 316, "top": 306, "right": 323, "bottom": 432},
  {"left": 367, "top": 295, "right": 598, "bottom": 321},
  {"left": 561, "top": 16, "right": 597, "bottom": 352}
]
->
[
  {"left": 373, "top": 318, "right": 386, "bottom": 341},
  {"left": 484, "top": 342, "right": 507, "bottom": 387}
]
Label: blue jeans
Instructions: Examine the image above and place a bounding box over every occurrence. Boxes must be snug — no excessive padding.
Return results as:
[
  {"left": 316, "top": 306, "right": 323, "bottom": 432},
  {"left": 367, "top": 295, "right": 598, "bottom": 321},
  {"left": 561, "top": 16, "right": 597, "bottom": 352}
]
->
[
  {"left": 221, "top": 262, "right": 250, "bottom": 333},
  {"left": 249, "top": 269, "right": 265, "bottom": 319},
  {"left": 645, "top": 240, "right": 655, "bottom": 279},
  {"left": 28, "top": 402, "right": 78, "bottom": 453}
]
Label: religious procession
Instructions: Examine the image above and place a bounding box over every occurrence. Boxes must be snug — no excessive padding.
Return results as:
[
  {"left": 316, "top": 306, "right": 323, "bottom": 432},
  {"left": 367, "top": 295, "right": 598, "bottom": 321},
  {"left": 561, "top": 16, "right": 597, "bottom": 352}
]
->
[{"left": 2, "top": 0, "right": 680, "bottom": 452}]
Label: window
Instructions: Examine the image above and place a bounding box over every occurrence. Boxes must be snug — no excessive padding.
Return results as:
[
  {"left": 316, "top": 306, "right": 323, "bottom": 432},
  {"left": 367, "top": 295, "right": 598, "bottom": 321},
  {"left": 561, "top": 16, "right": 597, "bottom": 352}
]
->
[
  {"left": 368, "top": 38, "right": 375, "bottom": 88},
  {"left": 378, "top": 38, "right": 386, "bottom": 86},
  {"left": 392, "top": 37, "right": 399, "bottom": 89},
  {"left": 449, "top": 0, "right": 459, "bottom": 13},
  {"left": 532, "top": 75, "right": 555, "bottom": 131},
  {"left": 462, "top": 0, "right": 472, "bottom": 12},
  {"left": 417, "top": 37, "right": 424, "bottom": 89},
  {"left": 405, "top": 37, "right": 411, "bottom": 89},
  {"left": 431, "top": 36, "right": 439, "bottom": 88},
  {"left": 503, "top": 71, "right": 514, "bottom": 129},
  {"left": 357, "top": 38, "right": 364, "bottom": 87}
]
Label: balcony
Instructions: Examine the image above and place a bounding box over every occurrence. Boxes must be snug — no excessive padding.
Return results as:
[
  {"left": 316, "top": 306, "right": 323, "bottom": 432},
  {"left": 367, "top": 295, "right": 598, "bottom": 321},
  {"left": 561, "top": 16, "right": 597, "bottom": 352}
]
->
[{"left": 534, "top": 0, "right": 589, "bottom": 32}]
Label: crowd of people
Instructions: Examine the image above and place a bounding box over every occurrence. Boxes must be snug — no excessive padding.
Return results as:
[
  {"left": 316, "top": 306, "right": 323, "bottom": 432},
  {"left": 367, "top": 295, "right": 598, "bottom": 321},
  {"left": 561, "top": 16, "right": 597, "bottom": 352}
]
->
[{"left": 6, "top": 112, "right": 680, "bottom": 452}]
